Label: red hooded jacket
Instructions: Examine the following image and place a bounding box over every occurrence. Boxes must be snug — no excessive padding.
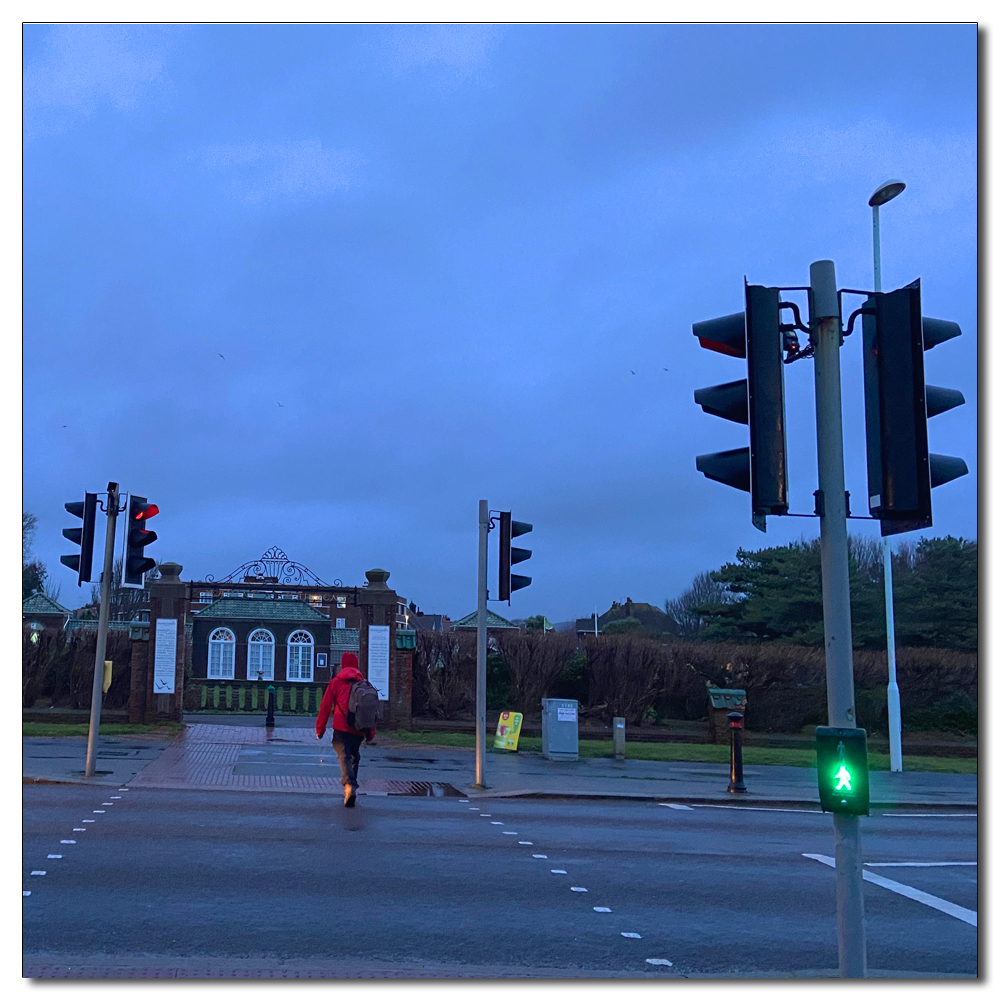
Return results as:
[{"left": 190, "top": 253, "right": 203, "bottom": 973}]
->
[{"left": 316, "top": 653, "right": 376, "bottom": 740}]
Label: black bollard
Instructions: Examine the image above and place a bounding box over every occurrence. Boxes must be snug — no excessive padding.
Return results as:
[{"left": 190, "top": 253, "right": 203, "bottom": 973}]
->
[
  {"left": 265, "top": 684, "right": 276, "bottom": 728},
  {"left": 727, "top": 711, "right": 747, "bottom": 793}
]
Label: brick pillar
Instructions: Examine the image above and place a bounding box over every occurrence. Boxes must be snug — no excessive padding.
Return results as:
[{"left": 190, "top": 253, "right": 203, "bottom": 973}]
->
[
  {"left": 128, "top": 639, "right": 149, "bottom": 724},
  {"left": 146, "top": 562, "right": 189, "bottom": 723},
  {"left": 355, "top": 568, "right": 399, "bottom": 727}
]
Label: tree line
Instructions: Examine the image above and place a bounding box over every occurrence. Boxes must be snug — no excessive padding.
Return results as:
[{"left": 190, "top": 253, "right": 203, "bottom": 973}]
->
[{"left": 664, "top": 535, "right": 976, "bottom": 653}]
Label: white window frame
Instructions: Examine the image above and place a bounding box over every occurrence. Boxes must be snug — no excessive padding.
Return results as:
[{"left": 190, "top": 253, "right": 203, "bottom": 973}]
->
[
  {"left": 286, "top": 629, "right": 314, "bottom": 682},
  {"left": 336, "top": 595, "right": 347, "bottom": 609},
  {"left": 336, "top": 618, "right": 346, "bottom": 629},
  {"left": 198, "top": 592, "right": 213, "bottom": 603},
  {"left": 247, "top": 628, "right": 275, "bottom": 681},
  {"left": 207, "top": 627, "right": 236, "bottom": 679}
]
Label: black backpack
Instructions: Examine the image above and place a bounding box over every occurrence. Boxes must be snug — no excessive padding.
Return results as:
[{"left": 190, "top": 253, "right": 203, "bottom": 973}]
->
[{"left": 347, "top": 678, "right": 381, "bottom": 730}]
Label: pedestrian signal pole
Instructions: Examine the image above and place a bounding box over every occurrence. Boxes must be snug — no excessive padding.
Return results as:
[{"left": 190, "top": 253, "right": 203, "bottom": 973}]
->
[
  {"left": 85, "top": 482, "right": 121, "bottom": 779},
  {"left": 474, "top": 499, "right": 489, "bottom": 789},
  {"left": 810, "top": 261, "right": 866, "bottom": 978}
]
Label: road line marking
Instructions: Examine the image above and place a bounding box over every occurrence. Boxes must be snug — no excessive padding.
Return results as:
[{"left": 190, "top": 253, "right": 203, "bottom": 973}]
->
[
  {"left": 490, "top": 821, "right": 503, "bottom": 825},
  {"left": 803, "top": 854, "right": 977, "bottom": 927},
  {"left": 82, "top": 820, "right": 95, "bottom": 823},
  {"left": 594, "top": 907, "right": 611, "bottom": 912},
  {"left": 881, "top": 813, "right": 977, "bottom": 819},
  {"left": 532, "top": 854, "right": 548, "bottom": 859},
  {"left": 23, "top": 891, "right": 30, "bottom": 896},
  {"left": 866, "top": 862, "right": 977, "bottom": 867},
  {"left": 47, "top": 855, "right": 62, "bottom": 859},
  {"left": 571, "top": 887, "right": 588, "bottom": 892},
  {"left": 518, "top": 841, "right": 533, "bottom": 845},
  {"left": 659, "top": 803, "right": 694, "bottom": 810},
  {"left": 502, "top": 831, "right": 518, "bottom": 835},
  {"left": 30, "top": 871, "right": 46, "bottom": 876},
  {"left": 101, "top": 802, "right": 114, "bottom": 806},
  {"left": 93, "top": 810, "right": 105, "bottom": 814},
  {"left": 696, "top": 804, "right": 824, "bottom": 814},
  {"left": 73, "top": 828, "right": 86, "bottom": 832},
  {"left": 110, "top": 796, "right": 121, "bottom": 799},
  {"left": 480, "top": 814, "right": 492, "bottom": 817},
  {"left": 646, "top": 958, "right": 673, "bottom": 966},
  {"left": 621, "top": 932, "right": 642, "bottom": 939},
  {"left": 60, "top": 841, "right": 76, "bottom": 845},
  {"left": 118, "top": 788, "right": 128, "bottom": 791},
  {"left": 550, "top": 869, "right": 567, "bottom": 874},
  {"left": 459, "top": 799, "right": 469, "bottom": 803},
  {"left": 469, "top": 807, "right": 479, "bottom": 810}
]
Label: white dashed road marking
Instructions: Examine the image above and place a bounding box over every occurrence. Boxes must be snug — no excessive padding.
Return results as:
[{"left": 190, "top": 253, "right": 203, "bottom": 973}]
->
[
  {"left": 533, "top": 854, "right": 548, "bottom": 859},
  {"left": 47, "top": 855, "right": 62, "bottom": 860},
  {"left": 502, "top": 831, "right": 518, "bottom": 835},
  {"left": 490, "top": 821, "right": 503, "bottom": 825},
  {"left": 866, "top": 861, "right": 977, "bottom": 867},
  {"left": 570, "top": 887, "right": 587, "bottom": 892},
  {"left": 23, "top": 891, "right": 30, "bottom": 896},
  {"left": 803, "top": 854, "right": 978, "bottom": 927},
  {"left": 659, "top": 803, "right": 694, "bottom": 810},
  {"left": 593, "top": 907, "right": 611, "bottom": 912},
  {"left": 30, "top": 872, "right": 46, "bottom": 876},
  {"left": 480, "top": 814, "right": 492, "bottom": 817},
  {"left": 82, "top": 820, "right": 95, "bottom": 823},
  {"left": 459, "top": 799, "right": 469, "bottom": 802},
  {"left": 110, "top": 796, "right": 121, "bottom": 799},
  {"left": 550, "top": 869, "right": 567, "bottom": 874},
  {"left": 621, "top": 932, "right": 641, "bottom": 939},
  {"left": 102, "top": 802, "right": 114, "bottom": 806},
  {"left": 518, "top": 841, "right": 532, "bottom": 845},
  {"left": 93, "top": 810, "right": 105, "bottom": 814},
  {"left": 60, "top": 841, "right": 76, "bottom": 845},
  {"left": 646, "top": 958, "right": 673, "bottom": 966}
]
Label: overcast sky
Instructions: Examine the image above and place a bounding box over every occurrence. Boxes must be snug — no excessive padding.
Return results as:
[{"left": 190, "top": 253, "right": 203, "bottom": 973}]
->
[{"left": 22, "top": 23, "right": 977, "bottom": 621}]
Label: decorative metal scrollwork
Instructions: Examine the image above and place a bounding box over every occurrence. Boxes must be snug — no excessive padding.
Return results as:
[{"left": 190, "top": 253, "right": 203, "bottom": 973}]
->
[{"left": 208, "top": 546, "right": 329, "bottom": 586}]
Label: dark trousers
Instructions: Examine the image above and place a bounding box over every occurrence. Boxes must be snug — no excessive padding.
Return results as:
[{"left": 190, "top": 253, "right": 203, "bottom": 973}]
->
[{"left": 332, "top": 730, "right": 364, "bottom": 789}]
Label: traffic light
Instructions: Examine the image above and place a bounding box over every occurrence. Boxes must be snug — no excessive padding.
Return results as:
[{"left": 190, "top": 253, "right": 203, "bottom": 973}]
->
[
  {"left": 124, "top": 495, "right": 159, "bottom": 587},
  {"left": 694, "top": 282, "right": 789, "bottom": 531},
  {"left": 861, "top": 279, "right": 968, "bottom": 536},
  {"left": 60, "top": 493, "right": 98, "bottom": 585},
  {"left": 815, "top": 726, "right": 870, "bottom": 816},
  {"left": 498, "top": 511, "right": 532, "bottom": 602}
]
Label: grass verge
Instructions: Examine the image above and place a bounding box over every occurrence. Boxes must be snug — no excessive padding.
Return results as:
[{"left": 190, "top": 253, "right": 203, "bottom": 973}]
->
[
  {"left": 23, "top": 722, "right": 185, "bottom": 738},
  {"left": 381, "top": 729, "right": 976, "bottom": 774}
]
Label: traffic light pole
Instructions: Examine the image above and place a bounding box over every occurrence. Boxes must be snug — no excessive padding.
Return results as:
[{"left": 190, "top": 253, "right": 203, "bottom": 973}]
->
[
  {"left": 85, "top": 482, "right": 120, "bottom": 779},
  {"left": 872, "top": 203, "right": 904, "bottom": 774},
  {"left": 474, "top": 499, "right": 489, "bottom": 789},
  {"left": 810, "top": 261, "right": 867, "bottom": 978}
]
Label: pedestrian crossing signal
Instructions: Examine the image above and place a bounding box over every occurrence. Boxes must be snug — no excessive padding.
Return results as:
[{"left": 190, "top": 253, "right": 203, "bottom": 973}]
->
[{"left": 816, "top": 726, "right": 869, "bottom": 815}]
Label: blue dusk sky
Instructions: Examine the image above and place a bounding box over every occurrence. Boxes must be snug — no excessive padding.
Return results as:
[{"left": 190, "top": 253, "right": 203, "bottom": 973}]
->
[{"left": 21, "top": 23, "right": 978, "bottom": 621}]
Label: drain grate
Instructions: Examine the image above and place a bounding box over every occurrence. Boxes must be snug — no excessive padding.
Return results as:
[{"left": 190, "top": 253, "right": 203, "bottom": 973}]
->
[{"left": 367, "top": 781, "right": 463, "bottom": 797}]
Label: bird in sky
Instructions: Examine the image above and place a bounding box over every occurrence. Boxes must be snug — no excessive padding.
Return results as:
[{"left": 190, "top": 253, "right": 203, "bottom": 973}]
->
[
  {"left": 276, "top": 402, "right": 284, "bottom": 407},
  {"left": 630, "top": 370, "right": 636, "bottom": 375},
  {"left": 218, "top": 353, "right": 225, "bottom": 360},
  {"left": 663, "top": 367, "right": 669, "bottom": 371},
  {"left": 61, "top": 424, "right": 67, "bottom": 428}
]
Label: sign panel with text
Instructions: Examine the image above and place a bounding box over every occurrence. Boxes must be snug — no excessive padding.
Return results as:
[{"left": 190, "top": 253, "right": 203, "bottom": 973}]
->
[
  {"left": 367, "top": 625, "right": 390, "bottom": 700},
  {"left": 153, "top": 618, "right": 177, "bottom": 694}
]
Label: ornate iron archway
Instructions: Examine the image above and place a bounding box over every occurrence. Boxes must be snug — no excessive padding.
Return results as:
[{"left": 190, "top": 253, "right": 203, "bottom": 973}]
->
[{"left": 207, "top": 547, "right": 341, "bottom": 587}]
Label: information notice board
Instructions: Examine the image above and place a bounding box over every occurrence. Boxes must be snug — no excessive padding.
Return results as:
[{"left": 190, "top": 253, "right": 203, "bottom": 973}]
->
[
  {"left": 367, "top": 625, "right": 390, "bottom": 700},
  {"left": 153, "top": 618, "right": 177, "bottom": 694}
]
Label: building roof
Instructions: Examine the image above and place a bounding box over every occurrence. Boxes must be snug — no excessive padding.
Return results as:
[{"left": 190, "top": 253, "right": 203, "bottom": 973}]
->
[
  {"left": 192, "top": 598, "right": 329, "bottom": 621},
  {"left": 330, "top": 628, "right": 360, "bottom": 648},
  {"left": 22, "top": 593, "right": 71, "bottom": 617},
  {"left": 450, "top": 609, "right": 520, "bottom": 630},
  {"left": 64, "top": 619, "right": 132, "bottom": 634}
]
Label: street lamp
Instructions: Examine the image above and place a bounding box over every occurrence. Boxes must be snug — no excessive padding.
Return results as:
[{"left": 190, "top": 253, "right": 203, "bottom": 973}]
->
[{"left": 869, "top": 178, "right": 905, "bottom": 774}]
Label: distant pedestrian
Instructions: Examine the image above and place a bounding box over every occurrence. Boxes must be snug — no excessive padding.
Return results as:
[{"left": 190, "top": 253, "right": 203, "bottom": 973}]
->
[{"left": 316, "top": 653, "right": 380, "bottom": 807}]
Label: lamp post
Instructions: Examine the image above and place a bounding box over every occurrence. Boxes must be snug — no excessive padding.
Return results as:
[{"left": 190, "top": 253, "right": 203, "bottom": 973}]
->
[{"left": 869, "top": 178, "right": 906, "bottom": 774}]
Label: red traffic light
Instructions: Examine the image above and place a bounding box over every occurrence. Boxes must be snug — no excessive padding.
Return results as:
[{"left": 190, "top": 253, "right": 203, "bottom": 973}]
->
[{"left": 133, "top": 502, "right": 159, "bottom": 521}]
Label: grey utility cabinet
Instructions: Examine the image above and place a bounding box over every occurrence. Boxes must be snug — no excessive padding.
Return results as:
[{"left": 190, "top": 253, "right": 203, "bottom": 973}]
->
[{"left": 541, "top": 698, "right": 579, "bottom": 761}]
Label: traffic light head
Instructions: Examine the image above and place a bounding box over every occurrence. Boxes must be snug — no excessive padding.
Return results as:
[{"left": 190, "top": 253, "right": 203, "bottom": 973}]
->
[
  {"left": 498, "top": 511, "right": 532, "bottom": 602},
  {"left": 60, "top": 493, "right": 98, "bottom": 585},
  {"left": 694, "top": 283, "right": 788, "bottom": 531},
  {"left": 815, "top": 726, "right": 870, "bottom": 815},
  {"left": 124, "top": 495, "right": 159, "bottom": 587},
  {"left": 861, "top": 279, "right": 968, "bottom": 536}
]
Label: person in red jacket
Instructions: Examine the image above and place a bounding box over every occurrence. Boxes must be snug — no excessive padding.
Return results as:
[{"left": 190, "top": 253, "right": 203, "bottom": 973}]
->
[{"left": 316, "top": 652, "right": 376, "bottom": 807}]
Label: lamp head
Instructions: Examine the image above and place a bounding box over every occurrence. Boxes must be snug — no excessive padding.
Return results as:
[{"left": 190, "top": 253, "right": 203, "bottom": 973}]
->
[{"left": 869, "top": 179, "right": 906, "bottom": 207}]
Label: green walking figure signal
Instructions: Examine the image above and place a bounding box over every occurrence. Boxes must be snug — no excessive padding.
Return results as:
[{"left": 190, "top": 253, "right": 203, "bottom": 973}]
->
[{"left": 816, "top": 727, "right": 870, "bottom": 816}]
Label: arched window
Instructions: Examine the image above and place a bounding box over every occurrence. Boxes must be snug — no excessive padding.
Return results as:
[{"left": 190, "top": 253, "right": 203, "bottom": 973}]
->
[
  {"left": 247, "top": 629, "right": 274, "bottom": 681},
  {"left": 286, "top": 630, "right": 314, "bottom": 682},
  {"left": 208, "top": 627, "right": 236, "bottom": 679}
]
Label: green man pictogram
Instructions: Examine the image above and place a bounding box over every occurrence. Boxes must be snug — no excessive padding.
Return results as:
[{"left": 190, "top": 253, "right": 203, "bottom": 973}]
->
[{"left": 834, "top": 740, "right": 852, "bottom": 792}]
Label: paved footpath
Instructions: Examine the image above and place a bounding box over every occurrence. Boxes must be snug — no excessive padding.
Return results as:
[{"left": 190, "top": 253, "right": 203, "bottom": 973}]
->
[{"left": 23, "top": 721, "right": 977, "bottom": 811}]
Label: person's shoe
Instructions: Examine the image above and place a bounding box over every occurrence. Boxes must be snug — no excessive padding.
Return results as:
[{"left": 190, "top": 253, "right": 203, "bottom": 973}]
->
[{"left": 344, "top": 786, "right": 357, "bottom": 808}]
